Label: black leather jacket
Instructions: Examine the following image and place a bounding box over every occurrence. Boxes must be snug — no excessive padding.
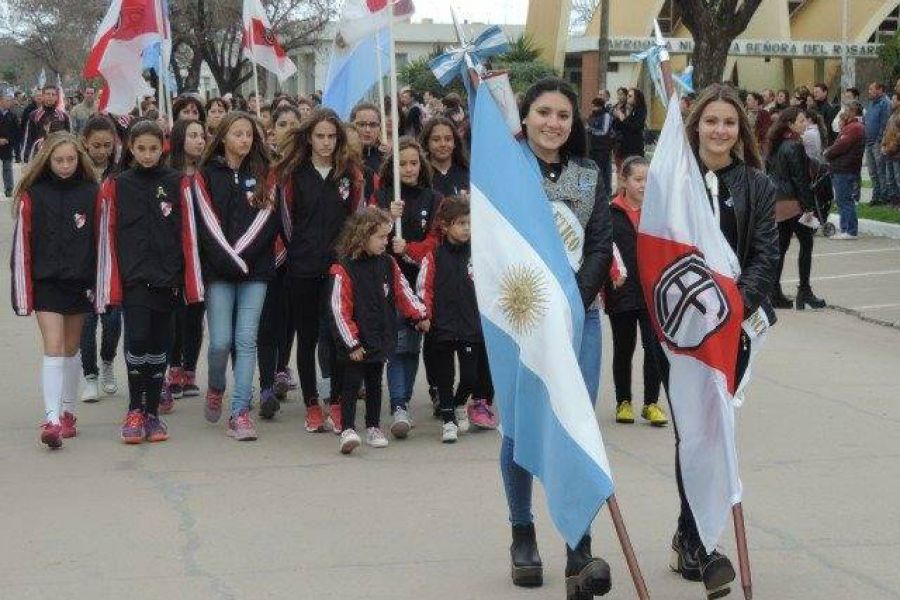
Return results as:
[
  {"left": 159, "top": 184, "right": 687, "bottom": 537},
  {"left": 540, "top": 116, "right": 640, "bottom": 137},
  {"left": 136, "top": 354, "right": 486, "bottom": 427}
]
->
[
  {"left": 766, "top": 138, "right": 815, "bottom": 211},
  {"left": 717, "top": 161, "right": 780, "bottom": 323}
]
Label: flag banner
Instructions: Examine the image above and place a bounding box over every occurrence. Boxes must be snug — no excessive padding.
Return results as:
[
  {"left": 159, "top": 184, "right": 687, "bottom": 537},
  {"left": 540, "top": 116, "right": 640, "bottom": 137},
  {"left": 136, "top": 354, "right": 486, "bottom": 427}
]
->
[
  {"left": 323, "top": 26, "right": 390, "bottom": 120},
  {"left": 638, "top": 95, "right": 767, "bottom": 552},
  {"left": 335, "top": 0, "right": 414, "bottom": 48},
  {"left": 242, "top": 0, "right": 298, "bottom": 83},
  {"left": 470, "top": 90, "right": 614, "bottom": 548}
]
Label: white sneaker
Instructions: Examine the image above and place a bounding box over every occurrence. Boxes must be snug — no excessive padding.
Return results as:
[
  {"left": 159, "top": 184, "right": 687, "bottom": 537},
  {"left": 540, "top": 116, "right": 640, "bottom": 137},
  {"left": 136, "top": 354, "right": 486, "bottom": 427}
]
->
[
  {"left": 81, "top": 375, "right": 99, "bottom": 403},
  {"left": 389, "top": 406, "right": 411, "bottom": 439},
  {"left": 100, "top": 361, "right": 118, "bottom": 395},
  {"left": 340, "top": 429, "right": 361, "bottom": 454},
  {"left": 441, "top": 421, "right": 459, "bottom": 443},
  {"left": 832, "top": 232, "right": 858, "bottom": 240},
  {"left": 455, "top": 407, "right": 470, "bottom": 433},
  {"left": 366, "top": 426, "right": 389, "bottom": 448}
]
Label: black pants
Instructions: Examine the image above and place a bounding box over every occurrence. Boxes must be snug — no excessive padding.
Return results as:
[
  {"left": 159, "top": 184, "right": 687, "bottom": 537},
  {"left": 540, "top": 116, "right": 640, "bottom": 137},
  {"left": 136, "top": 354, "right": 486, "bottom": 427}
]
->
[
  {"left": 289, "top": 276, "right": 339, "bottom": 406},
  {"left": 123, "top": 304, "right": 173, "bottom": 416},
  {"left": 422, "top": 335, "right": 444, "bottom": 392},
  {"left": 608, "top": 309, "right": 662, "bottom": 405},
  {"left": 80, "top": 308, "right": 122, "bottom": 376},
  {"left": 776, "top": 215, "right": 814, "bottom": 290},
  {"left": 169, "top": 302, "right": 204, "bottom": 371},
  {"left": 340, "top": 361, "right": 384, "bottom": 430},
  {"left": 429, "top": 340, "right": 490, "bottom": 423},
  {"left": 258, "top": 273, "right": 289, "bottom": 390}
]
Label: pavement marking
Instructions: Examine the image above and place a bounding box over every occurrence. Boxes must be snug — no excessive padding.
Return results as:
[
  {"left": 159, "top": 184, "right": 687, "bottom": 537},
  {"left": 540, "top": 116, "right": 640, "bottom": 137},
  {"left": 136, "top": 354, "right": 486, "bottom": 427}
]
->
[
  {"left": 813, "top": 247, "right": 900, "bottom": 257},
  {"left": 783, "top": 269, "right": 900, "bottom": 283},
  {"left": 849, "top": 303, "right": 900, "bottom": 311}
]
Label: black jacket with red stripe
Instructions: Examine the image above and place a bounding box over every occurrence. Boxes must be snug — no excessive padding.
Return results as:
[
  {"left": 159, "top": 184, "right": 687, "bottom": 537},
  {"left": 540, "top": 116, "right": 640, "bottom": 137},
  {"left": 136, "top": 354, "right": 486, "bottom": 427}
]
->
[
  {"left": 282, "top": 162, "right": 365, "bottom": 279},
  {"left": 329, "top": 254, "right": 427, "bottom": 363},
  {"left": 94, "top": 165, "right": 203, "bottom": 312},
  {"left": 194, "top": 159, "right": 280, "bottom": 282},
  {"left": 10, "top": 174, "right": 98, "bottom": 316},
  {"left": 375, "top": 183, "right": 442, "bottom": 286},
  {"left": 417, "top": 240, "right": 481, "bottom": 344}
]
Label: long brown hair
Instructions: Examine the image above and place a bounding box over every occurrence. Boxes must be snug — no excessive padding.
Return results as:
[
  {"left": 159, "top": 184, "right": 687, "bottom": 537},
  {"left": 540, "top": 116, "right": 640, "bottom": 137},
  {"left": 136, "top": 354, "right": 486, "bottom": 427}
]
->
[
  {"left": 201, "top": 111, "right": 272, "bottom": 209},
  {"left": 379, "top": 136, "right": 432, "bottom": 189},
  {"left": 272, "top": 107, "right": 361, "bottom": 183},
  {"left": 335, "top": 206, "right": 393, "bottom": 259},
  {"left": 12, "top": 132, "right": 97, "bottom": 215},
  {"left": 420, "top": 116, "right": 469, "bottom": 170},
  {"left": 766, "top": 106, "right": 802, "bottom": 157},
  {"left": 685, "top": 83, "right": 762, "bottom": 170}
]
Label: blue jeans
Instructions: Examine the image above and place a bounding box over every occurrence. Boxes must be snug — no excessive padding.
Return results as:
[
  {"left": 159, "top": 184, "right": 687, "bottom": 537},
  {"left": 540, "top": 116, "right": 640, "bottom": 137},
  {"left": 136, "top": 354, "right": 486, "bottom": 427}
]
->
[
  {"left": 865, "top": 142, "right": 887, "bottom": 202},
  {"left": 80, "top": 308, "right": 122, "bottom": 377},
  {"left": 206, "top": 280, "right": 268, "bottom": 415},
  {"left": 1, "top": 159, "right": 12, "bottom": 195},
  {"left": 832, "top": 172, "right": 860, "bottom": 236},
  {"left": 501, "top": 308, "right": 602, "bottom": 529},
  {"left": 884, "top": 158, "right": 900, "bottom": 202},
  {"left": 387, "top": 317, "right": 422, "bottom": 411}
]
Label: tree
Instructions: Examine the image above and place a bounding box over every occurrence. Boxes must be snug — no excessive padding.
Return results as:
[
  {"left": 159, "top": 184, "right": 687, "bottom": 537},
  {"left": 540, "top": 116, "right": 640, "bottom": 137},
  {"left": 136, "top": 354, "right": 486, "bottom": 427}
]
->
[
  {"left": 570, "top": 0, "right": 599, "bottom": 34},
  {"left": 878, "top": 33, "right": 900, "bottom": 82},
  {"left": 674, "top": 0, "right": 764, "bottom": 90}
]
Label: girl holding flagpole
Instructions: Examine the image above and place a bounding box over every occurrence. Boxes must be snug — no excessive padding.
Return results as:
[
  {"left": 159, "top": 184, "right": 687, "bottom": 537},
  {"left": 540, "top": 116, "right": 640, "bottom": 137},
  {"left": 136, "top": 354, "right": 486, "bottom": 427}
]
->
[{"left": 501, "top": 77, "right": 614, "bottom": 599}]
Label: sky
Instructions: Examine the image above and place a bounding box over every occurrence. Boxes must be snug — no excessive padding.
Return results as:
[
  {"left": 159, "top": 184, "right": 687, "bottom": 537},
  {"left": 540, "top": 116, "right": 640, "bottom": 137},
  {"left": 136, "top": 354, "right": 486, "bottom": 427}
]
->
[{"left": 412, "top": 0, "right": 529, "bottom": 26}]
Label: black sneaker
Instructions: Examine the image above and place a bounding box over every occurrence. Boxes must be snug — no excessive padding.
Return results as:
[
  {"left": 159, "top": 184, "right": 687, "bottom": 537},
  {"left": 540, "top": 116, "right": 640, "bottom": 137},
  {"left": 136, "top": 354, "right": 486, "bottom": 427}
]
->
[
  {"left": 669, "top": 530, "right": 701, "bottom": 581},
  {"left": 565, "top": 535, "right": 611, "bottom": 598},
  {"left": 699, "top": 550, "right": 736, "bottom": 599}
]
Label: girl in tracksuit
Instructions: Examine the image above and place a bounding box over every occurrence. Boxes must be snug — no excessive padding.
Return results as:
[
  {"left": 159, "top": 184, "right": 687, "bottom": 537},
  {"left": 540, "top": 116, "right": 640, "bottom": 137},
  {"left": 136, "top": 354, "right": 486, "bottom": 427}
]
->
[
  {"left": 416, "top": 196, "right": 494, "bottom": 443},
  {"left": 194, "top": 112, "right": 280, "bottom": 441},
  {"left": 11, "top": 132, "right": 99, "bottom": 449},
  {"left": 375, "top": 136, "right": 442, "bottom": 438},
  {"left": 272, "top": 108, "right": 366, "bottom": 435},
  {"left": 329, "top": 207, "right": 429, "bottom": 455},
  {"left": 95, "top": 120, "right": 204, "bottom": 445}
]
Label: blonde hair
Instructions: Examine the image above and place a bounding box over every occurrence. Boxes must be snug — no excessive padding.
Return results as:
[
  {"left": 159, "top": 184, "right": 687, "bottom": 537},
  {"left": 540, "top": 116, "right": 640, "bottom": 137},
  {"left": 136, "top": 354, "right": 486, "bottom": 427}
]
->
[
  {"left": 12, "top": 132, "right": 97, "bottom": 216},
  {"left": 336, "top": 206, "right": 393, "bottom": 259}
]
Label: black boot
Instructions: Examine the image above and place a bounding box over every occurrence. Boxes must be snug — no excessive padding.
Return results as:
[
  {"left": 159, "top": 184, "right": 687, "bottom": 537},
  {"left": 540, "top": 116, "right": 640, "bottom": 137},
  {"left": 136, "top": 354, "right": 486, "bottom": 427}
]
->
[
  {"left": 669, "top": 530, "right": 701, "bottom": 582},
  {"left": 565, "top": 535, "right": 611, "bottom": 599},
  {"left": 670, "top": 530, "right": 735, "bottom": 599},
  {"left": 770, "top": 285, "right": 792, "bottom": 309},
  {"left": 510, "top": 523, "right": 543, "bottom": 587},
  {"left": 795, "top": 286, "right": 826, "bottom": 310}
]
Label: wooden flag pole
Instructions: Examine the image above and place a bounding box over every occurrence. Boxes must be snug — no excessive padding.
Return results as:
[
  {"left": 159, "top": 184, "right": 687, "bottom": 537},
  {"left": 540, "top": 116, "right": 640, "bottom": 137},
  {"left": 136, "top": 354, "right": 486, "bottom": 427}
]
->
[
  {"left": 733, "top": 503, "right": 753, "bottom": 599},
  {"left": 607, "top": 495, "right": 650, "bottom": 599},
  {"left": 387, "top": 0, "right": 402, "bottom": 238}
]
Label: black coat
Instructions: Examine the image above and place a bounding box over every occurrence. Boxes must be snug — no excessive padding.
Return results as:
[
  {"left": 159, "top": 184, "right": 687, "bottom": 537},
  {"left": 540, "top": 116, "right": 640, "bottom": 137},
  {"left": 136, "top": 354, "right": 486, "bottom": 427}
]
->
[
  {"left": 419, "top": 240, "right": 481, "bottom": 344},
  {"left": 614, "top": 104, "right": 646, "bottom": 157},
  {"left": 431, "top": 163, "right": 469, "bottom": 198},
  {"left": 375, "top": 183, "right": 442, "bottom": 286},
  {"left": 766, "top": 137, "right": 815, "bottom": 211},
  {"left": 0, "top": 109, "right": 21, "bottom": 161},
  {"left": 603, "top": 198, "right": 643, "bottom": 314}
]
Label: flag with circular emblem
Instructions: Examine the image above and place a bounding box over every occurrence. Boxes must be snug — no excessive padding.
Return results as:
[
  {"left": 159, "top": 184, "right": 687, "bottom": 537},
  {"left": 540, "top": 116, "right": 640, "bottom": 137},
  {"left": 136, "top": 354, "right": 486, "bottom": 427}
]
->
[{"left": 242, "top": 0, "right": 298, "bottom": 83}]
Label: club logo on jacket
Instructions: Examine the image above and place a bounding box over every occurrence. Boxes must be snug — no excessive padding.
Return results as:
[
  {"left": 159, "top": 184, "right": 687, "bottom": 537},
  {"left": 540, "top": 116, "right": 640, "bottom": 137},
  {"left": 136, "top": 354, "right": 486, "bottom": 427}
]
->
[
  {"left": 467, "top": 258, "right": 474, "bottom": 281},
  {"left": 653, "top": 253, "right": 730, "bottom": 350},
  {"left": 160, "top": 201, "right": 173, "bottom": 217},
  {"left": 383, "top": 282, "right": 390, "bottom": 297},
  {"left": 73, "top": 212, "right": 86, "bottom": 229},
  {"left": 338, "top": 177, "right": 351, "bottom": 201},
  {"left": 156, "top": 186, "right": 167, "bottom": 199}
]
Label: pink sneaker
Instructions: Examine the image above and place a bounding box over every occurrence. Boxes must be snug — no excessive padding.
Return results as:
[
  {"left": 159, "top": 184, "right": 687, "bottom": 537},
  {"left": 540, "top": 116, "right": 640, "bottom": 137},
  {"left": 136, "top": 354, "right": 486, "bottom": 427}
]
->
[
  {"left": 327, "top": 401, "right": 343, "bottom": 435},
  {"left": 205, "top": 388, "right": 223, "bottom": 423},
  {"left": 40, "top": 422, "right": 63, "bottom": 449},
  {"left": 166, "top": 366, "right": 184, "bottom": 399},
  {"left": 468, "top": 399, "right": 497, "bottom": 430},
  {"left": 305, "top": 404, "right": 325, "bottom": 433},
  {"left": 60, "top": 412, "right": 77, "bottom": 439},
  {"left": 159, "top": 388, "right": 175, "bottom": 414},
  {"left": 227, "top": 410, "right": 258, "bottom": 441}
]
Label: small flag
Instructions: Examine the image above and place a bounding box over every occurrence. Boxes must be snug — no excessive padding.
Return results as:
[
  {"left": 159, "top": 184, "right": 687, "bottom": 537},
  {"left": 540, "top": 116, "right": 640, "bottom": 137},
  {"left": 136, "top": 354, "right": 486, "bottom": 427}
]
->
[
  {"left": 242, "top": 0, "right": 298, "bottom": 83},
  {"left": 335, "top": 0, "right": 414, "bottom": 49}
]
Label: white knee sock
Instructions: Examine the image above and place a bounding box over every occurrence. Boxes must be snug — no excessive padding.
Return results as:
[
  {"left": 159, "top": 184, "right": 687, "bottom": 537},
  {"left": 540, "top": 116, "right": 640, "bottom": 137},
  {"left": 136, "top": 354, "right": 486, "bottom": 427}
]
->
[
  {"left": 61, "top": 352, "right": 81, "bottom": 414},
  {"left": 42, "top": 356, "right": 66, "bottom": 424}
]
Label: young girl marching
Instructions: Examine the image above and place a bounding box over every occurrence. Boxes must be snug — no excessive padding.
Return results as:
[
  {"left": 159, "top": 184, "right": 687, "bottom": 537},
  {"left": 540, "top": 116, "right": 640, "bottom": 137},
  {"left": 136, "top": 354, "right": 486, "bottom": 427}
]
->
[
  {"left": 78, "top": 116, "right": 122, "bottom": 402},
  {"left": 416, "top": 196, "right": 494, "bottom": 443},
  {"left": 421, "top": 116, "right": 470, "bottom": 198},
  {"left": 194, "top": 112, "right": 279, "bottom": 441},
  {"left": 95, "top": 119, "right": 204, "bottom": 444},
  {"left": 272, "top": 108, "right": 366, "bottom": 434},
  {"left": 159, "top": 118, "right": 208, "bottom": 412},
  {"left": 11, "top": 132, "right": 99, "bottom": 448},
  {"left": 330, "top": 207, "right": 429, "bottom": 454},
  {"left": 604, "top": 156, "right": 667, "bottom": 427},
  {"left": 375, "top": 137, "right": 442, "bottom": 438}
]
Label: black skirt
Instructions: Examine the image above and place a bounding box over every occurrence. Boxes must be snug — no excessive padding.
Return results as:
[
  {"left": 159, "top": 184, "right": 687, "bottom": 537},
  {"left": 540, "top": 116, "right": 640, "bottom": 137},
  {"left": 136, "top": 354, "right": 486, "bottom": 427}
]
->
[{"left": 32, "top": 279, "right": 93, "bottom": 315}]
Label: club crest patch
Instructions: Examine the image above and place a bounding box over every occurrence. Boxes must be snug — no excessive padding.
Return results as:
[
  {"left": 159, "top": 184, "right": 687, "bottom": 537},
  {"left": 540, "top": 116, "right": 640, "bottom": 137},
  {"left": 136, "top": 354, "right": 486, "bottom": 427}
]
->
[
  {"left": 338, "top": 177, "right": 351, "bottom": 201},
  {"left": 160, "top": 201, "right": 173, "bottom": 217},
  {"left": 156, "top": 186, "right": 167, "bottom": 199},
  {"left": 74, "top": 212, "right": 86, "bottom": 229}
]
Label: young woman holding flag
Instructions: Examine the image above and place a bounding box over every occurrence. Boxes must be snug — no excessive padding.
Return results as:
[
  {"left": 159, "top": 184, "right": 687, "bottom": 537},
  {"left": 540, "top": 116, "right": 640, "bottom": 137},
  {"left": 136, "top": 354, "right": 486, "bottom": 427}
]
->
[{"left": 501, "top": 77, "right": 614, "bottom": 600}]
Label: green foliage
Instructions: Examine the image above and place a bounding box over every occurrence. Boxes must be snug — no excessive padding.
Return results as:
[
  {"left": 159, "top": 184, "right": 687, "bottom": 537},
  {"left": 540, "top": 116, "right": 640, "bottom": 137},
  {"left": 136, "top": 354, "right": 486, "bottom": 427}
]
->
[
  {"left": 1, "top": 65, "right": 19, "bottom": 85},
  {"left": 878, "top": 33, "right": 900, "bottom": 81},
  {"left": 397, "top": 56, "right": 466, "bottom": 98},
  {"left": 501, "top": 34, "right": 542, "bottom": 63},
  {"left": 494, "top": 59, "right": 559, "bottom": 94}
]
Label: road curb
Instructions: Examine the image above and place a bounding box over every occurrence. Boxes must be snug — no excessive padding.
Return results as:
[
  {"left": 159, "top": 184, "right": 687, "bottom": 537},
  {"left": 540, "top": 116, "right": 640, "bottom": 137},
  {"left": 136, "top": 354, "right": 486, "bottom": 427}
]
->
[{"left": 828, "top": 213, "right": 900, "bottom": 239}]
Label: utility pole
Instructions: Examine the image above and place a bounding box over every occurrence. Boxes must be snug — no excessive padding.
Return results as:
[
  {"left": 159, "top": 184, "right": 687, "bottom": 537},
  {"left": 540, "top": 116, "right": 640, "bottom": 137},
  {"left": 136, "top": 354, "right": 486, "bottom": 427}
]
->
[{"left": 597, "top": 0, "right": 610, "bottom": 93}]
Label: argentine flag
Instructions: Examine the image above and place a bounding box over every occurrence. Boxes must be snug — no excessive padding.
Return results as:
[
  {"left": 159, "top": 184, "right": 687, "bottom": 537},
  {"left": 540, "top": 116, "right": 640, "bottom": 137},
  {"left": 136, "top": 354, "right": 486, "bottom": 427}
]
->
[
  {"left": 323, "top": 27, "right": 391, "bottom": 121},
  {"left": 470, "top": 91, "right": 614, "bottom": 548}
]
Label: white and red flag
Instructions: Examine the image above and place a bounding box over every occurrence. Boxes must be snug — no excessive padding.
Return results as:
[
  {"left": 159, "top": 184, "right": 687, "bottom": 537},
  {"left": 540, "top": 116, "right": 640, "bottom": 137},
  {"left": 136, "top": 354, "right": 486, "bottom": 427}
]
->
[
  {"left": 335, "top": 0, "right": 414, "bottom": 48},
  {"left": 638, "top": 96, "right": 769, "bottom": 552},
  {"left": 83, "top": 0, "right": 169, "bottom": 115},
  {"left": 242, "top": 0, "right": 297, "bottom": 83}
]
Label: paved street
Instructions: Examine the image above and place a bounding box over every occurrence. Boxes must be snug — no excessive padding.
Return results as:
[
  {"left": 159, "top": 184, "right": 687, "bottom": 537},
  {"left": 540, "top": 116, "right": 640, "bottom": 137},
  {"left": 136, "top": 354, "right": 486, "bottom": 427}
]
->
[{"left": 1, "top": 203, "right": 898, "bottom": 600}]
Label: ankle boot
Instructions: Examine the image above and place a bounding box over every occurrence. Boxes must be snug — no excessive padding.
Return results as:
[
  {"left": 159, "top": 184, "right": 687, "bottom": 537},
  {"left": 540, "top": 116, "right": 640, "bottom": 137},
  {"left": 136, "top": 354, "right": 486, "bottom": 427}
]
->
[
  {"left": 565, "top": 535, "right": 611, "bottom": 598},
  {"left": 771, "top": 285, "right": 792, "bottom": 309},
  {"left": 795, "top": 286, "right": 826, "bottom": 310},
  {"left": 510, "top": 523, "right": 543, "bottom": 587}
]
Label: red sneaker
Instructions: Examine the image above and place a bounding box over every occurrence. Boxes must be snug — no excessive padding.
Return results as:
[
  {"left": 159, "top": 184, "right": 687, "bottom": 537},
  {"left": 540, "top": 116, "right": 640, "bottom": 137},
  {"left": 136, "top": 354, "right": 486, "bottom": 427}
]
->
[
  {"left": 159, "top": 387, "right": 175, "bottom": 414},
  {"left": 166, "top": 367, "right": 184, "bottom": 399},
  {"left": 60, "top": 412, "right": 77, "bottom": 438},
  {"left": 205, "top": 388, "right": 223, "bottom": 423},
  {"left": 143, "top": 414, "right": 169, "bottom": 443},
  {"left": 40, "top": 422, "right": 63, "bottom": 449},
  {"left": 327, "top": 401, "right": 343, "bottom": 435},
  {"left": 121, "top": 410, "right": 145, "bottom": 444},
  {"left": 305, "top": 404, "right": 325, "bottom": 433}
]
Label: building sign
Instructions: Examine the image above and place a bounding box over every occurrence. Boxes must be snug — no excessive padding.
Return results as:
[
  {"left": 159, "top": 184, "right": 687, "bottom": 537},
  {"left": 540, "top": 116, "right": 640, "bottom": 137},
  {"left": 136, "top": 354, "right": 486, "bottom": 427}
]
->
[{"left": 593, "top": 37, "right": 881, "bottom": 59}]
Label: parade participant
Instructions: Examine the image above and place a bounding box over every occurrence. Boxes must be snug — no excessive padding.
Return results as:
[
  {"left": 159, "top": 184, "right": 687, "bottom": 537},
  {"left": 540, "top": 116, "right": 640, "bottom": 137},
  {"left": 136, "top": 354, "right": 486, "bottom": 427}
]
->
[
  {"left": 0, "top": 93, "right": 21, "bottom": 194},
  {"left": 330, "top": 207, "right": 429, "bottom": 454},
  {"left": 670, "top": 83, "right": 778, "bottom": 598},
  {"left": 417, "top": 196, "right": 494, "bottom": 442},
  {"left": 271, "top": 105, "right": 302, "bottom": 153},
  {"left": 159, "top": 118, "right": 208, "bottom": 411},
  {"left": 375, "top": 137, "right": 442, "bottom": 438},
  {"left": 194, "top": 112, "right": 279, "bottom": 441},
  {"left": 421, "top": 116, "right": 469, "bottom": 197},
  {"left": 766, "top": 107, "right": 826, "bottom": 310},
  {"left": 501, "top": 77, "right": 613, "bottom": 599},
  {"left": 604, "top": 155, "right": 666, "bottom": 426},
  {"left": 11, "top": 132, "right": 98, "bottom": 448},
  {"left": 78, "top": 116, "right": 121, "bottom": 402},
  {"left": 350, "top": 102, "right": 386, "bottom": 173},
  {"left": 94, "top": 120, "right": 204, "bottom": 444},
  {"left": 172, "top": 96, "right": 206, "bottom": 124},
  {"left": 272, "top": 107, "right": 366, "bottom": 434},
  {"left": 205, "top": 97, "right": 228, "bottom": 138},
  {"left": 297, "top": 96, "right": 314, "bottom": 120},
  {"left": 22, "top": 85, "right": 71, "bottom": 161}
]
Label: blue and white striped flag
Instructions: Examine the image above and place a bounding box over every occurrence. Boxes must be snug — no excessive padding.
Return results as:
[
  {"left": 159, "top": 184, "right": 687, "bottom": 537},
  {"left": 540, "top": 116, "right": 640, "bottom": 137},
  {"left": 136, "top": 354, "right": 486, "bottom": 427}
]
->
[
  {"left": 428, "top": 25, "right": 508, "bottom": 117},
  {"left": 323, "top": 27, "right": 391, "bottom": 120},
  {"left": 470, "top": 90, "right": 614, "bottom": 548}
]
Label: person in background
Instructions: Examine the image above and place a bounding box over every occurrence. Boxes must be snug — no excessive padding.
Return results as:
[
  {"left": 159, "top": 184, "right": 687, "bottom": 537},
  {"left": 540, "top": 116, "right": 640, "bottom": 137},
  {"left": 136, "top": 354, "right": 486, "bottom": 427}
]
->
[
  {"left": 297, "top": 96, "right": 314, "bottom": 120},
  {"left": 350, "top": 102, "right": 386, "bottom": 174},
  {"left": 864, "top": 81, "right": 892, "bottom": 206},
  {"left": 612, "top": 87, "right": 647, "bottom": 172},
  {"left": 825, "top": 101, "right": 866, "bottom": 239},
  {"left": 761, "top": 88, "right": 776, "bottom": 111},
  {"left": 399, "top": 86, "right": 424, "bottom": 138},
  {"left": 22, "top": 85, "right": 71, "bottom": 162},
  {"left": 812, "top": 83, "right": 839, "bottom": 145},
  {"left": 70, "top": 88, "right": 97, "bottom": 134},
  {"left": 881, "top": 93, "right": 900, "bottom": 206},
  {"left": 205, "top": 97, "right": 228, "bottom": 138},
  {"left": 745, "top": 92, "right": 772, "bottom": 158},
  {"left": 775, "top": 88, "right": 791, "bottom": 112},
  {"left": 801, "top": 107, "right": 828, "bottom": 164},
  {"left": 586, "top": 95, "right": 615, "bottom": 199},
  {"left": 0, "top": 93, "right": 20, "bottom": 196}
]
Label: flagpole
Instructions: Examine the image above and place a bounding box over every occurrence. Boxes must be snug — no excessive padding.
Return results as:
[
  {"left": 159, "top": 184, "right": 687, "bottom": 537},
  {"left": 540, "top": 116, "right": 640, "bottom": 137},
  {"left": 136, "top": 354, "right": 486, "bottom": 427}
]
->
[
  {"left": 375, "top": 33, "right": 389, "bottom": 147},
  {"left": 387, "top": 0, "right": 402, "bottom": 238},
  {"left": 247, "top": 16, "right": 262, "bottom": 118},
  {"left": 607, "top": 496, "right": 650, "bottom": 599}
]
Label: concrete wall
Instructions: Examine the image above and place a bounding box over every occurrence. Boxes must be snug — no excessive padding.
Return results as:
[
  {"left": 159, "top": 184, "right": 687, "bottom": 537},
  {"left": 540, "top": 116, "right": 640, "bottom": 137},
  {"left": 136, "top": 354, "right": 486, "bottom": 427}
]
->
[{"left": 525, "top": 0, "right": 572, "bottom": 70}]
